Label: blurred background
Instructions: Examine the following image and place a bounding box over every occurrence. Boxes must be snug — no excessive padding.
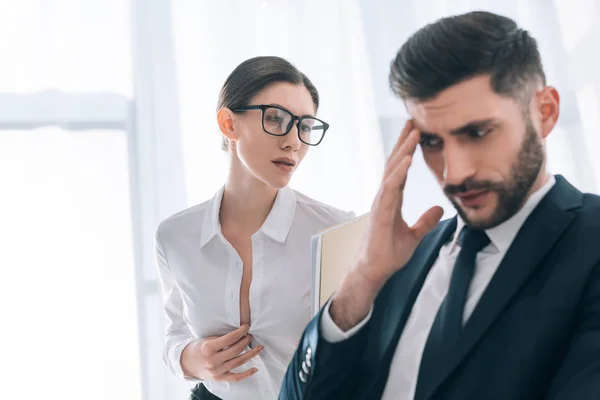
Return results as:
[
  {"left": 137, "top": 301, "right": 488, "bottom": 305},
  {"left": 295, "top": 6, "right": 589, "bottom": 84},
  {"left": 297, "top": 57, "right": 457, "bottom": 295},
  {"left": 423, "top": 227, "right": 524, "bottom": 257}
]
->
[{"left": 0, "top": 0, "right": 598, "bottom": 399}]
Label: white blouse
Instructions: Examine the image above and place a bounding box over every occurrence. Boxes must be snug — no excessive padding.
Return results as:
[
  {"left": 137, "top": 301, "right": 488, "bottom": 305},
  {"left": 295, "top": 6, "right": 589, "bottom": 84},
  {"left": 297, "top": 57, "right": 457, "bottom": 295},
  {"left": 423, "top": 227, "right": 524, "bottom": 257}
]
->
[{"left": 155, "top": 185, "right": 353, "bottom": 399}]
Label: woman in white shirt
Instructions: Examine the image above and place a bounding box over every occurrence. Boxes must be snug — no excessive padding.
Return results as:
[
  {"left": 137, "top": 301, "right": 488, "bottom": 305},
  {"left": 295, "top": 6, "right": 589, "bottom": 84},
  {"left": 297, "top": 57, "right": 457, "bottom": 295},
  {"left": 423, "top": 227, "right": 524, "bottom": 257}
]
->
[{"left": 155, "top": 56, "right": 354, "bottom": 400}]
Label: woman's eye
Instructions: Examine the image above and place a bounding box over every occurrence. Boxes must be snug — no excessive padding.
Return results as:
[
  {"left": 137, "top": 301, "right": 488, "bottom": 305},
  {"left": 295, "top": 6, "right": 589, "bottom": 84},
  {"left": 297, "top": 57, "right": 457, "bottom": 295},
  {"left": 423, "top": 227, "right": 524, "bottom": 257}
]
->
[{"left": 266, "top": 116, "right": 283, "bottom": 123}]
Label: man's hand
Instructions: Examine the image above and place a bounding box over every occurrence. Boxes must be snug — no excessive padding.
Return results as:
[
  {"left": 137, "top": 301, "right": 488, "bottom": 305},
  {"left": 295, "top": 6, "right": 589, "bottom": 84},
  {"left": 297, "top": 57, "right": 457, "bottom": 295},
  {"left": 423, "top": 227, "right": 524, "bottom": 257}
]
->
[
  {"left": 181, "top": 325, "right": 264, "bottom": 382},
  {"left": 330, "top": 120, "right": 444, "bottom": 331}
]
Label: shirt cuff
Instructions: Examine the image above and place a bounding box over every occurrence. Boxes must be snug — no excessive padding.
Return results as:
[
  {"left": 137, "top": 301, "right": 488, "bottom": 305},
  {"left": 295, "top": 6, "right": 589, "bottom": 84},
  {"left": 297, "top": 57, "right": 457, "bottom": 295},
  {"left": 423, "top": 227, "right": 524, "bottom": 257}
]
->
[
  {"left": 167, "top": 337, "right": 202, "bottom": 382},
  {"left": 320, "top": 299, "right": 373, "bottom": 343}
]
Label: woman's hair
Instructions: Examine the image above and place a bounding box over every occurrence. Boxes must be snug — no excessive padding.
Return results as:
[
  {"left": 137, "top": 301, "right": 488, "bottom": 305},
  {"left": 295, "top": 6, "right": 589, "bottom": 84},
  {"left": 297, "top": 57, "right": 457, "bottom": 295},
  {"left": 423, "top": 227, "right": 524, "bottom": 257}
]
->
[{"left": 217, "top": 56, "right": 320, "bottom": 151}]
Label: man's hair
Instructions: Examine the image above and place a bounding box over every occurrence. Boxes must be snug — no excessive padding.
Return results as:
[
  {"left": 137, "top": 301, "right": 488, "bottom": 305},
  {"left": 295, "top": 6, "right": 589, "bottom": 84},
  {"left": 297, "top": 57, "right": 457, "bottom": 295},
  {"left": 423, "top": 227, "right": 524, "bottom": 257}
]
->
[{"left": 389, "top": 11, "right": 546, "bottom": 102}]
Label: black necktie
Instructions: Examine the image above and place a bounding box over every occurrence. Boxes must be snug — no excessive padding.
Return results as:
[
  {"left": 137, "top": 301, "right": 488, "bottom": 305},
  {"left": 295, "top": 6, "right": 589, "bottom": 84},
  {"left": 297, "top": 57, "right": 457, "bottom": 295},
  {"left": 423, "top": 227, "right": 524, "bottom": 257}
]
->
[{"left": 414, "top": 227, "right": 490, "bottom": 399}]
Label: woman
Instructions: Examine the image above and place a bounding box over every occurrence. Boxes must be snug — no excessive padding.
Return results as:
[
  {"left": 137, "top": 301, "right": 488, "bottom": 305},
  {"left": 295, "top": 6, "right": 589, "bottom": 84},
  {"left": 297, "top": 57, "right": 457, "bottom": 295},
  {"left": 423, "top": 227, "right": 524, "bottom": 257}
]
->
[{"left": 155, "top": 56, "right": 354, "bottom": 400}]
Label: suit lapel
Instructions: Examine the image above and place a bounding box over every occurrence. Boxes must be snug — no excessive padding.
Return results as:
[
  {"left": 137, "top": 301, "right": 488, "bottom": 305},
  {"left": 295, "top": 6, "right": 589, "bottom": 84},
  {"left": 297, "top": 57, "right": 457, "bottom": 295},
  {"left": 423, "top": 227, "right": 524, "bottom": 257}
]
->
[
  {"left": 360, "top": 218, "right": 457, "bottom": 398},
  {"left": 424, "top": 176, "right": 583, "bottom": 399}
]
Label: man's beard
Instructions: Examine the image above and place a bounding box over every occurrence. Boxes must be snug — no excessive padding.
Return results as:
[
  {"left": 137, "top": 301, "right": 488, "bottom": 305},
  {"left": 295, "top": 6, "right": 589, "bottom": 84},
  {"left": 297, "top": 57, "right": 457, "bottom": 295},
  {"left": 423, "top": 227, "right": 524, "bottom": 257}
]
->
[{"left": 444, "top": 118, "right": 545, "bottom": 230}]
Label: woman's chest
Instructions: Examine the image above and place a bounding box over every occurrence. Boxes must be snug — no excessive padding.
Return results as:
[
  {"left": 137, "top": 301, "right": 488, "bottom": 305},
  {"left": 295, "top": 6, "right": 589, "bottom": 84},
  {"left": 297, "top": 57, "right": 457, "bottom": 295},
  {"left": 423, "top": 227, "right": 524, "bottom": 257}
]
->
[{"left": 172, "top": 238, "right": 313, "bottom": 339}]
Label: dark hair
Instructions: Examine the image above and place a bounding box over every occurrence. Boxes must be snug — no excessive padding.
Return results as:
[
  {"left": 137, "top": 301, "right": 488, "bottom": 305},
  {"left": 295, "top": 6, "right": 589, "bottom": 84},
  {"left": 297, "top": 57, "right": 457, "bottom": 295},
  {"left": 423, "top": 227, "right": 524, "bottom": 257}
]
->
[
  {"left": 389, "top": 11, "right": 546, "bottom": 103},
  {"left": 217, "top": 56, "right": 319, "bottom": 151}
]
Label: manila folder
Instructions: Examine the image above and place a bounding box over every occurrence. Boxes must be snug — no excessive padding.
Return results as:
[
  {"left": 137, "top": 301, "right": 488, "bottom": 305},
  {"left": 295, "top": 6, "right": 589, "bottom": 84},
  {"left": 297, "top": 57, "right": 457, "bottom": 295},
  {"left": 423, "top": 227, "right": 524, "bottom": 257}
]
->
[{"left": 310, "top": 213, "right": 370, "bottom": 316}]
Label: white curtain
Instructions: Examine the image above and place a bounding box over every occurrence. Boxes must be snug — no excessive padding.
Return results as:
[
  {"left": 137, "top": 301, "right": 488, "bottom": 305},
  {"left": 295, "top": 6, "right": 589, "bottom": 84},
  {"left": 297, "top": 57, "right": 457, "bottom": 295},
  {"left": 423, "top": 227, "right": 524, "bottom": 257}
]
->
[
  {"left": 171, "top": 0, "right": 385, "bottom": 216},
  {"left": 0, "top": 1, "right": 143, "bottom": 399},
  {"left": 0, "top": 0, "right": 132, "bottom": 94},
  {"left": 360, "top": 0, "right": 600, "bottom": 225}
]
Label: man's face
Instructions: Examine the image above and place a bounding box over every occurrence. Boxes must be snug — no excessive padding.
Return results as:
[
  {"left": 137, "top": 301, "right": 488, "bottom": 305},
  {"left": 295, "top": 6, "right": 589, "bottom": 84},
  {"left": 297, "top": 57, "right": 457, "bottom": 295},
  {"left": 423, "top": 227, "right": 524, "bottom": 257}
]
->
[{"left": 406, "top": 75, "right": 557, "bottom": 229}]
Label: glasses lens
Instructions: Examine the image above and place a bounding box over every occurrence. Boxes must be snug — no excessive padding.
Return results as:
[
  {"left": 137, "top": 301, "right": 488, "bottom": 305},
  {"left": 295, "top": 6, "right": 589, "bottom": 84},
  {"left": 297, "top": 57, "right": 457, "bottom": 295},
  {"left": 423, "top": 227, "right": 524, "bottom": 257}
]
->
[
  {"left": 262, "top": 107, "right": 293, "bottom": 135},
  {"left": 298, "top": 117, "right": 326, "bottom": 145}
]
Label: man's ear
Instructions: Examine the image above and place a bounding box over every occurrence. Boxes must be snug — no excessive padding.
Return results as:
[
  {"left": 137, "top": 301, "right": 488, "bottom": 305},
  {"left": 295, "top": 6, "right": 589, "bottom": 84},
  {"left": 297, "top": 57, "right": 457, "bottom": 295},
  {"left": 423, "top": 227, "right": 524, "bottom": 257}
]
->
[
  {"left": 535, "top": 86, "right": 560, "bottom": 139},
  {"left": 217, "top": 107, "right": 237, "bottom": 143}
]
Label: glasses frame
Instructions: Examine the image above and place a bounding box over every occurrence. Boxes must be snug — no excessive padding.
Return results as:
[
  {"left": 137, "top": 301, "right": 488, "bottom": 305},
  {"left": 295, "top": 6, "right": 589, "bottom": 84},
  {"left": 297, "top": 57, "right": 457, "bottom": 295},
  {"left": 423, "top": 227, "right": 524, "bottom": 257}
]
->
[{"left": 232, "top": 104, "right": 329, "bottom": 146}]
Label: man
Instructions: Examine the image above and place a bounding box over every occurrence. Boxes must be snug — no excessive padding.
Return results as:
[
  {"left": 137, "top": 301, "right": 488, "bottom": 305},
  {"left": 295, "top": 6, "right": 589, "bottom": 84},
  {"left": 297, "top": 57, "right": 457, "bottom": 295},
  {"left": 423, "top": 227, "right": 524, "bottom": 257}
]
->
[{"left": 279, "top": 11, "right": 600, "bottom": 400}]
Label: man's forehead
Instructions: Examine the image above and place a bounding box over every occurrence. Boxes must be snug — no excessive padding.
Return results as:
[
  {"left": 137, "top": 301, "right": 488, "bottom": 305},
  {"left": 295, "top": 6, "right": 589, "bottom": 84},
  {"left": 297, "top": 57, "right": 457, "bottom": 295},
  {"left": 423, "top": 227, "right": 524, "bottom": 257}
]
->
[
  {"left": 403, "top": 75, "right": 505, "bottom": 127},
  {"left": 405, "top": 94, "right": 516, "bottom": 134},
  {"left": 405, "top": 100, "right": 478, "bottom": 133}
]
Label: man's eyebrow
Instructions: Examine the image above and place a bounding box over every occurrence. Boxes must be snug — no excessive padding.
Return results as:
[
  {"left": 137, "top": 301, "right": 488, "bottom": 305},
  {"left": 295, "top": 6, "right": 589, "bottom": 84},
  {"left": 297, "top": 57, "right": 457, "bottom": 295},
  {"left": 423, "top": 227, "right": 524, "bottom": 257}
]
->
[
  {"left": 449, "top": 119, "right": 497, "bottom": 136},
  {"left": 417, "top": 119, "right": 497, "bottom": 137}
]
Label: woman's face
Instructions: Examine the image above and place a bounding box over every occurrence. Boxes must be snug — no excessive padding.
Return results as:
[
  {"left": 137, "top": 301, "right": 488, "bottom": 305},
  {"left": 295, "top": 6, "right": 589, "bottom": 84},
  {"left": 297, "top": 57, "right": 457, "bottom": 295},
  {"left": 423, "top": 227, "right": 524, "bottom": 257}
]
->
[{"left": 220, "top": 82, "right": 316, "bottom": 189}]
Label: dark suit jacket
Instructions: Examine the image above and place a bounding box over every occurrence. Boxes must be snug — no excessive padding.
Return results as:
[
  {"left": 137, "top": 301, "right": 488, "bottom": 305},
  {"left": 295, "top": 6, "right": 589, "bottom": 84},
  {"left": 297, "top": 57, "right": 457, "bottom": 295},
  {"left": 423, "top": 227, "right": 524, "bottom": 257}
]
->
[{"left": 279, "top": 175, "right": 600, "bottom": 400}]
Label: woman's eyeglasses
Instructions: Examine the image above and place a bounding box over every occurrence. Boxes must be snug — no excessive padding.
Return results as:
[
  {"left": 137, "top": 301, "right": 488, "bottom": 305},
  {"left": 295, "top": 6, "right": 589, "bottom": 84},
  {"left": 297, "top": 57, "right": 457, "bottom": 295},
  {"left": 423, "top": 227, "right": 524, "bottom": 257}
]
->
[{"left": 233, "top": 104, "right": 329, "bottom": 146}]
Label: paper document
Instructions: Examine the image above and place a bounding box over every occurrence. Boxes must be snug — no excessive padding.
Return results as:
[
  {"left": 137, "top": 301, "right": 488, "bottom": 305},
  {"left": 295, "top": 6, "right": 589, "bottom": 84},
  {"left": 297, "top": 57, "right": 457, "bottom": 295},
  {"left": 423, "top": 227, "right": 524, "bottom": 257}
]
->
[{"left": 310, "top": 213, "right": 370, "bottom": 316}]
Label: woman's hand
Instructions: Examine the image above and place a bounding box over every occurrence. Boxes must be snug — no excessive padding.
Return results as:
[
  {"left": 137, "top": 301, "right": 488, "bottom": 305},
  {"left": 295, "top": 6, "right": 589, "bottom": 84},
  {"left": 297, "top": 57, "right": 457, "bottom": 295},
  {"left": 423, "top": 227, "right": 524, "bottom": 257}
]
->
[{"left": 181, "top": 325, "right": 264, "bottom": 382}]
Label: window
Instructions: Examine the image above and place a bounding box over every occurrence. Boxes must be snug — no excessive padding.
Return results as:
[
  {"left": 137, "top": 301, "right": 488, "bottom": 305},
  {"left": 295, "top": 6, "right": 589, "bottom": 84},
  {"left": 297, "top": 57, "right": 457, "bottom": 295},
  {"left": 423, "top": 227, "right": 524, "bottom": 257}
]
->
[
  {"left": 0, "top": 129, "right": 141, "bottom": 399},
  {"left": 0, "top": 1, "right": 141, "bottom": 398}
]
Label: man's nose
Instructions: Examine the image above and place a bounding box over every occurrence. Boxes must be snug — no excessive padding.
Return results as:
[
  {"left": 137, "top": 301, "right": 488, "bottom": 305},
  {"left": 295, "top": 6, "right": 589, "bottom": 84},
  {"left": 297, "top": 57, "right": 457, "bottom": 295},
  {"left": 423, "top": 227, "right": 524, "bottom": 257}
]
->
[{"left": 442, "top": 145, "right": 477, "bottom": 186}]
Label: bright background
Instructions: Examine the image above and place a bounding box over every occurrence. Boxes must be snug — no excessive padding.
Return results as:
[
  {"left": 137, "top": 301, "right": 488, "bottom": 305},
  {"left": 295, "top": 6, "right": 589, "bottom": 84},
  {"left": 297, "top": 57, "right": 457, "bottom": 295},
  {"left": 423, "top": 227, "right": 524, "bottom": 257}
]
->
[{"left": 1, "top": 0, "right": 598, "bottom": 399}]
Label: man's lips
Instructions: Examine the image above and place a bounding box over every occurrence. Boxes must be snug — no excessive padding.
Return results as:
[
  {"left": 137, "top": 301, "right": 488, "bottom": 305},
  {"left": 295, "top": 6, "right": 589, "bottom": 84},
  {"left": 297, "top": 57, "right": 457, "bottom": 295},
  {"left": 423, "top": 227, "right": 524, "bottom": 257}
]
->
[{"left": 455, "top": 190, "right": 490, "bottom": 207}]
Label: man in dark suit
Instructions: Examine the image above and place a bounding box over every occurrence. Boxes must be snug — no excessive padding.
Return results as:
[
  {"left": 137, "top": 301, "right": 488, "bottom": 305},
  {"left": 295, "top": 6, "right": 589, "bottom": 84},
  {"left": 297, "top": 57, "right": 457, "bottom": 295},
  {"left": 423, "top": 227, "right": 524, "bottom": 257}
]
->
[{"left": 279, "top": 11, "right": 600, "bottom": 400}]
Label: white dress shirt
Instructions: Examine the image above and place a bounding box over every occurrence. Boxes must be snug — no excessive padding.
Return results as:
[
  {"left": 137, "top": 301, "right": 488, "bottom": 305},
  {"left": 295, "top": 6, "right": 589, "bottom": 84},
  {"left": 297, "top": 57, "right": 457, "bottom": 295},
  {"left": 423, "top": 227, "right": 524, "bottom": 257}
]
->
[
  {"left": 155, "top": 185, "right": 353, "bottom": 400},
  {"left": 321, "top": 175, "right": 556, "bottom": 400}
]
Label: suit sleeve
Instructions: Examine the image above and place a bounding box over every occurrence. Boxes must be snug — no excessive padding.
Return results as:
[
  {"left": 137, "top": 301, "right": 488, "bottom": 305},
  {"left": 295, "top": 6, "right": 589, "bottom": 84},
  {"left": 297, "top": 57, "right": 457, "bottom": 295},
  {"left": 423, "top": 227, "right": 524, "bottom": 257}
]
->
[
  {"left": 546, "top": 260, "right": 600, "bottom": 399},
  {"left": 279, "top": 305, "right": 372, "bottom": 399}
]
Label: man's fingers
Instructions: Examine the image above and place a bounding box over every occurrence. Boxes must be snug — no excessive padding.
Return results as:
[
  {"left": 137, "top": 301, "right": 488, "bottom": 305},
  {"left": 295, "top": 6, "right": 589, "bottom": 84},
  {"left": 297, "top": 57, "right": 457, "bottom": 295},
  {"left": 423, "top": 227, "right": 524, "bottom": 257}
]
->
[
  {"left": 411, "top": 206, "right": 445, "bottom": 241},
  {"left": 217, "top": 345, "right": 264, "bottom": 376},
  {"left": 217, "top": 367, "right": 259, "bottom": 383},
  {"left": 204, "top": 325, "right": 250, "bottom": 354},
  {"left": 384, "top": 129, "right": 420, "bottom": 178},
  {"left": 386, "top": 119, "right": 415, "bottom": 165},
  {"left": 385, "top": 155, "right": 413, "bottom": 195},
  {"left": 395, "top": 155, "right": 413, "bottom": 193},
  {"left": 374, "top": 156, "right": 412, "bottom": 225},
  {"left": 381, "top": 154, "right": 412, "bottom": 195}
]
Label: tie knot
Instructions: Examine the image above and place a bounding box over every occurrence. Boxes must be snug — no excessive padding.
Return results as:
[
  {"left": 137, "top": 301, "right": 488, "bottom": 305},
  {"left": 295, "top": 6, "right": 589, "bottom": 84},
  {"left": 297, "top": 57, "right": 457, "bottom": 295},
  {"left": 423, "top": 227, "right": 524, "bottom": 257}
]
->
[{"left": 458, "top": 227, "right": 490, "bottom": 253}]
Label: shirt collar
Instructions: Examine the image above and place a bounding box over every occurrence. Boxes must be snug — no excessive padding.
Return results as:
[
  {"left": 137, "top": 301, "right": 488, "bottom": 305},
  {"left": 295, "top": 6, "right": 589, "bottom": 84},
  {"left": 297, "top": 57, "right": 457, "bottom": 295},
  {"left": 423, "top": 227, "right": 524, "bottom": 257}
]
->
[
  {"left": 199, "top": 185, "right": 297, "bottom": 248},
  {"left": 451, "top": 174, "right": 557, "bottom": 253},
  {"left": 259, "top": 186, "right": 297, "bottom": 242}
]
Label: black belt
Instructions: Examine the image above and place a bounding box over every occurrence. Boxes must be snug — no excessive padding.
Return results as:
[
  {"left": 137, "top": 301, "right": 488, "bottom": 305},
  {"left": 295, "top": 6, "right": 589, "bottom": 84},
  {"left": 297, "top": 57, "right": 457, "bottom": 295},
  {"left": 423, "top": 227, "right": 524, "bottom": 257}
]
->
[{"left": 189, "top": 383, "right": 222, "bottom": 400}]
